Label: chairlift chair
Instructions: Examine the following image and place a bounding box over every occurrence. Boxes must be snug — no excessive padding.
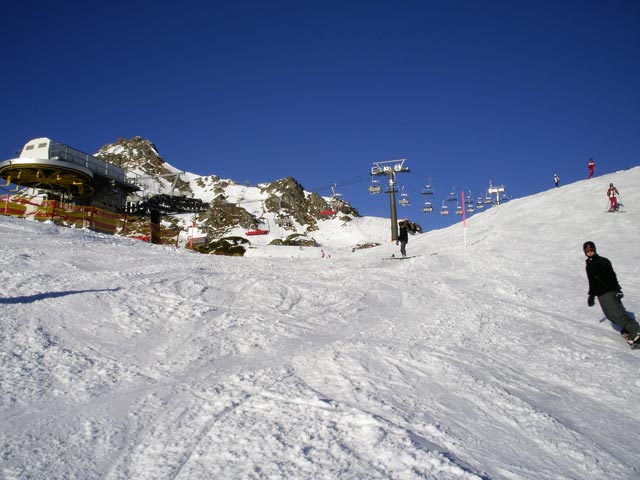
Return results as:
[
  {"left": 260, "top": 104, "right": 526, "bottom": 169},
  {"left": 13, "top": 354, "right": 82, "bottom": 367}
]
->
[
  {"left": 455, "top": 203, "right": 463, "bottom": 215},
  {"left": 331, "top": 198, "right": 346, "bottom": 211},
  {"left": 398, "top": 186, "right": 410, "bottom": 206},
  {"left": 368, "top": 178, "right": 382, "bottom": 194},
  {"left": 446, "top": 189, "right": 458, "bottom": 202},
  {"left": 465, "top": 191, "right": 473, "bottom": 204},
  {"left": 246, "top": 218, "right": 270, "bottom": 236},
  {"left": 275, "top": 215, "right": 291, "bottom": 227},
  {"left": 440, "top": 201, "right": 449, "bottom": 215},
  {"left": 421, "top": 178, "right": 434, "bottom": 196},
  {"left": 422, "top": 201, "right": 433, "bottom": 213}
]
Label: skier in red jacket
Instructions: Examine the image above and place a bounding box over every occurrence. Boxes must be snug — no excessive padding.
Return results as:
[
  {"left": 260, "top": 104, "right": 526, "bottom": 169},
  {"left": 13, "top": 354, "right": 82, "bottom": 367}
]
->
[
  {"left": 607, "top": 183, "right": 620, "bottom": 212},
  {"left": 588, "top": 159, "right": 595, "bottom": 178}
]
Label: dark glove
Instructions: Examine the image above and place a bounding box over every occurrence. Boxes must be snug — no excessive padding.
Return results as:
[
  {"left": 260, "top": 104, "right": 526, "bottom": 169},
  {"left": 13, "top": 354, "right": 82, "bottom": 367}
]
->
[
  {"left": 616, "top": 291, "right": 624, "bottom": 300},
  {"left": 587, "top": 295, "right": 595, "bottom": 307}
]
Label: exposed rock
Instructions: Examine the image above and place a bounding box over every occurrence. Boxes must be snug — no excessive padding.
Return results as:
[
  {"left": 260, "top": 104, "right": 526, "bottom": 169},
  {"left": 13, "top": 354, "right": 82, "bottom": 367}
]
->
[
  {"left": 93, "top": 137, "right": 362, "bottom": 246},
  {"left": 198, "top": 195, "right": 257, "bottom": 237},
  {"left": 95, "top": 137, "right": 192, "bottom": 195}
]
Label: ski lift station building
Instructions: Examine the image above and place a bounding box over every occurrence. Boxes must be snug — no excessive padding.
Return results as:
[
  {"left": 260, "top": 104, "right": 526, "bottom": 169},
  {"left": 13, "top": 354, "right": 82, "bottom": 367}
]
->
[{"left": 0, "top": 138, "right": 139, "bottom": 211}]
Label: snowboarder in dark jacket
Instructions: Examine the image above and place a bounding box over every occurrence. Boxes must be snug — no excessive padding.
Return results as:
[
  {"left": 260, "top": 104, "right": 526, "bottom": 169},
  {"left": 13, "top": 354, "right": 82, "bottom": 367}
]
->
[
  {"left": 584, "top": 241, "right": 640, "bottom": 347},
  {"left": 397, "top": 220, "right": 409, "bottom": 257}
]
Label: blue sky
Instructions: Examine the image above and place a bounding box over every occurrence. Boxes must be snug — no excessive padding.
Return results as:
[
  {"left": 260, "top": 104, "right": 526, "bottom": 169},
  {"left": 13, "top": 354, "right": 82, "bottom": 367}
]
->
[{"left": 2, "top": 0, "right": 639, "bottom": 230}]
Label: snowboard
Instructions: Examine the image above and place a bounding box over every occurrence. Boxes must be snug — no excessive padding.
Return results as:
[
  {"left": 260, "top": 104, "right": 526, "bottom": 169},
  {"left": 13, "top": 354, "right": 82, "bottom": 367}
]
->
[{"left": 621, "top": 333, "right": 640, "bottom": 349}]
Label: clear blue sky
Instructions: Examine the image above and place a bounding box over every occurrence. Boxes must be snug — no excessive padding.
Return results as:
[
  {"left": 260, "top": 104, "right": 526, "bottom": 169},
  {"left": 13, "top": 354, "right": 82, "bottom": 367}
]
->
[{"left": 2, "top": 0, "right": 639, "bottom": 230}]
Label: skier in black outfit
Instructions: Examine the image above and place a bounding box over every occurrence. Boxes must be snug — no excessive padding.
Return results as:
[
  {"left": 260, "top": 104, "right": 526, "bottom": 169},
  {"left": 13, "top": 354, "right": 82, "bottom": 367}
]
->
[
  {"left": 584, "top": 241, "right": 640, "bottom": 348},
  {"left": 397, "top": 220, "right": 409, "bottom": 257}
]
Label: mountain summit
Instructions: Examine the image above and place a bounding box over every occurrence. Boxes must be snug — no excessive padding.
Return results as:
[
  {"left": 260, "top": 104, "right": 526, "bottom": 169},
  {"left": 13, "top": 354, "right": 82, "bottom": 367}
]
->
[{"left": 94, "top": 137, "right": 373, "bottom": 253}]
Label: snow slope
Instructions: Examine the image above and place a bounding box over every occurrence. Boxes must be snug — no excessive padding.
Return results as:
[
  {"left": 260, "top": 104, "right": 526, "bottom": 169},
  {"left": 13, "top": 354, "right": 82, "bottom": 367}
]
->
[{"left": 1, "top": 168, "right": 639, "bottom": 479}]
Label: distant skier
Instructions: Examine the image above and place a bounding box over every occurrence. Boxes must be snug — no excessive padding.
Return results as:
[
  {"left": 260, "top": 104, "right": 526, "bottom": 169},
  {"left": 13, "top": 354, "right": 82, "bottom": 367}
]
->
[
  {"left": 606, "top": 183, "right": 620, "bottom": 212},
  {"left": 397, "top": 219, "right": 409, "bottom": 257},
  {"left": 583, "top": 241, "right": 640, "bottom": 348},
  {"left": 588, "top": 159, "right": 595, "bottom": 179},
  {"left": 553, "top": 174, "right": 560, "bottom": 188}
]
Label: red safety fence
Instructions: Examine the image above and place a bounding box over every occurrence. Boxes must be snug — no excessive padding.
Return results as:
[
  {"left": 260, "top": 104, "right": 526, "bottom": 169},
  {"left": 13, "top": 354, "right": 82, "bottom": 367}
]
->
[
  {"left": 1, "top": 194, "right": 180, "bottom": 244},
  {"left": 1, "top": 195, "right": 126, "bottom": 234}
]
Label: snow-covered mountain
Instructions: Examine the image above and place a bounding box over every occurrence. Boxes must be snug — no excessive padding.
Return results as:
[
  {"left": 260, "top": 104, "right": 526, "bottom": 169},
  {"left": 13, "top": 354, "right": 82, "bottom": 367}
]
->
[
  {"left": 1, "top": 166, "right": 639, "bottom": 479},
  {"left": 95, "top": 137, "right": 383, "bottom": 253}
]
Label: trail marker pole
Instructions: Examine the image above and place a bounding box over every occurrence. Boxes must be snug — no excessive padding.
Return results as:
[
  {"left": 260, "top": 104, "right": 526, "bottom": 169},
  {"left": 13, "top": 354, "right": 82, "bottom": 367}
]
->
[{"left": 462, "top": 190, "right": 467, "bottom": 248}]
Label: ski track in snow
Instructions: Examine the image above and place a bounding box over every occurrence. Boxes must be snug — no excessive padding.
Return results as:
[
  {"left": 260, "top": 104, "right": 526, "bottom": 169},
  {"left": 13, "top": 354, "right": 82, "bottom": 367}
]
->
[{"left": 2, "top": 169, "right": 640, "bottom": 479}]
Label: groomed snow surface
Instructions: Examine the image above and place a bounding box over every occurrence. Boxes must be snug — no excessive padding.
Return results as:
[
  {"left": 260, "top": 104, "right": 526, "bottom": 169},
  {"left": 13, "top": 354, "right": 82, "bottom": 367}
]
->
[{"left": 2, "top": 168, "right": 639, "bottom": 479}]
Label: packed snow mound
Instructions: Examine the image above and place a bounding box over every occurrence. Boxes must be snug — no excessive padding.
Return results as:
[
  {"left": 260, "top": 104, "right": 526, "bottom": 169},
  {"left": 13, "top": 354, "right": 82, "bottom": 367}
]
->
[{"left": 1, "top": 167, "right": 639, "bottom": 479}]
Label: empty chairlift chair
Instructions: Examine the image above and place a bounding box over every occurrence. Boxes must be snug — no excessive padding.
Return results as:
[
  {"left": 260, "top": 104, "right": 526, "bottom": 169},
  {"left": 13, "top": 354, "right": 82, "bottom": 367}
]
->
[
  {"left": 465, "top": 191, "right": 474, "bottom": 205},
  {"left": 398, "top": 186, "right": 410, "bottom": 206},
  {"left": 368, "top": 178, "right": 382, "bottom": 194},
  {"left": 421, "top": 178, "right": 434, "bottom": 196},
  {"left": 246, "top": 218, "right": 270, "bottom": 236}
]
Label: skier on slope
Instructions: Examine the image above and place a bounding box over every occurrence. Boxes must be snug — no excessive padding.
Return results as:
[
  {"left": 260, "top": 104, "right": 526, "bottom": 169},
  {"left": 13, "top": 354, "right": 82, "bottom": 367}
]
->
[
  {"left": 397, "top": 219, "right": 409, "bottom": 257},
  {"left": 606, "top": 183, "right": 620, "bottom": 212},
  {"left": 588, "top": 159, "right": 595, "bottom": 179},
  {"left": 553, "top": 174, "right": 560, "bottom": 188},
  {"left": 583, "top": 241, "right": 640, "bottom": 348}
]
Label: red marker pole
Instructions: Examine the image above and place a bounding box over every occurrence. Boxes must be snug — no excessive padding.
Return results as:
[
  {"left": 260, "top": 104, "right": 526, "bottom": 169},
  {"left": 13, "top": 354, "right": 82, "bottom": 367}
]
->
[{"left": 461, "top": 191, "right": 468, "bottom": 247}]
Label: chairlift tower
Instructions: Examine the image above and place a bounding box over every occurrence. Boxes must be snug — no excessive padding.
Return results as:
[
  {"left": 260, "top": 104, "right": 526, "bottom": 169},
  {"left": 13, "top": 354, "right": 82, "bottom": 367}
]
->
[
  {"left": 487, "top": 182, "right": 506, "bottom": 205},
  {"left": 370, "top": 158, "right": 410, "bottom": 241}
]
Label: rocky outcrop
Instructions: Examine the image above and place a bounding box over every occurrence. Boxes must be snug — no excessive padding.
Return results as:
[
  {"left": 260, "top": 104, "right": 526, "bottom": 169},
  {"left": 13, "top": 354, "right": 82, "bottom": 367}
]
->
[
  {"left": 198, "top": 195, "right": 258, "bottom": 237},
  {"left": 95, "top": 137, "right": 192, "bottom": 195},
  {"left": 94, "top": 137, "right": 360, "bottom": 243}
]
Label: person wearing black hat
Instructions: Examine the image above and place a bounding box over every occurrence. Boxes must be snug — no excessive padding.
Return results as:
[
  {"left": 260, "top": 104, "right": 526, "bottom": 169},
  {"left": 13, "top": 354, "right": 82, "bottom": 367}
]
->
[{"left": 583, "top": 241, "right": 640, "bottom": 348}]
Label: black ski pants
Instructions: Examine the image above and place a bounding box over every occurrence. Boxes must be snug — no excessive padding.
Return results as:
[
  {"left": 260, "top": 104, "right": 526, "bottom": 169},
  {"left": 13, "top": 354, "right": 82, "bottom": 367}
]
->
[
  {"left": 399, "top": 240, "right": 407, "bottom": 257},
  {"left": 598, "top": 291, "right": 640, "bottom": 335}
]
